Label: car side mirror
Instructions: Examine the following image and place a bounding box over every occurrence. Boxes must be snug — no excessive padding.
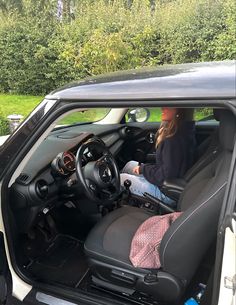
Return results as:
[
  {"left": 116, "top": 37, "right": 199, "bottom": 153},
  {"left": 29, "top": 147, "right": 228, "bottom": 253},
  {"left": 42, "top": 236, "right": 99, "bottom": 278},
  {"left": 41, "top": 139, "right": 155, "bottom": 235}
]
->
[{"left": 127, "top": 108, "right": 150, "bottom": 123}]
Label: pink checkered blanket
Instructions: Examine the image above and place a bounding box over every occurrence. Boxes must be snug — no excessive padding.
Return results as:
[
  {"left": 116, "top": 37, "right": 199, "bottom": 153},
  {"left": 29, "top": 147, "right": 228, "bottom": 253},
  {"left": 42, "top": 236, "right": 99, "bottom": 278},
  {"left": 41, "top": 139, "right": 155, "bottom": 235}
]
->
[{"left": 129, "top": 212, "right": 182, "bottom": 268}]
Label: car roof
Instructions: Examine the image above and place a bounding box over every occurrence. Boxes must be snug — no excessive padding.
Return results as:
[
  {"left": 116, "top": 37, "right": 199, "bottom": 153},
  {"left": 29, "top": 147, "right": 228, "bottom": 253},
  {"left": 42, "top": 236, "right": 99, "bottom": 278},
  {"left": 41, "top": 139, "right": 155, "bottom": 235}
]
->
[{"left": 46, "top": 61, "right": 236, "bottom": 101}]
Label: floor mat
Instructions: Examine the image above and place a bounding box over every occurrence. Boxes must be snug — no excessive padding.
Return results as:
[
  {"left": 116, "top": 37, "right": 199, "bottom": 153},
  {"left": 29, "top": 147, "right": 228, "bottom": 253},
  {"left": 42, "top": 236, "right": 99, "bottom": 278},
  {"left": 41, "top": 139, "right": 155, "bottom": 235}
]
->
[{"left": 26, "top": 234, "right": 88, "bottom": 287}]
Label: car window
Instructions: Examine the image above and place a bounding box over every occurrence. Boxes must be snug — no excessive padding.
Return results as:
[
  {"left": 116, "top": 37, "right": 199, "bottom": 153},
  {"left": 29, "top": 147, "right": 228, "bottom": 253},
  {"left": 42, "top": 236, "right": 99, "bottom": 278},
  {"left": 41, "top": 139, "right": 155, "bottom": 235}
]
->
[
  {"left": 147, "top": 108, "right": 162, "bottom": 122},
  {"left": 194, "top": 108, "right": 215, "bottom": 122},
  {"left": 58, "top": 108, "right": 111, "bottom": 125},
  {"left": 126, "top": 107, "right": 217, "bottom": 123}
]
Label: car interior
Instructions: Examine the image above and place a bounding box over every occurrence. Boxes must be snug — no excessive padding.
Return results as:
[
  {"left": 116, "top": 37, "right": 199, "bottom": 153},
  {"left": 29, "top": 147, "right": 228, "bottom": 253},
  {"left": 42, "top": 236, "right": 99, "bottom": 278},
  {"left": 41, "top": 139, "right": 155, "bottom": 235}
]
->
[{"left": 6, "top": 106, "right": 236, "bottom": 305}]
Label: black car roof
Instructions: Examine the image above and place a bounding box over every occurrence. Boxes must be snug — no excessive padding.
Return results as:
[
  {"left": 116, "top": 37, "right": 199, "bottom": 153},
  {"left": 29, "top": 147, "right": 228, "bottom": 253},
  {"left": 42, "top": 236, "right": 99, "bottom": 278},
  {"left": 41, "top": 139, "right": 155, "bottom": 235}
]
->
[{"left": 47, "top": 61, "right": 236, "bottom": 101}]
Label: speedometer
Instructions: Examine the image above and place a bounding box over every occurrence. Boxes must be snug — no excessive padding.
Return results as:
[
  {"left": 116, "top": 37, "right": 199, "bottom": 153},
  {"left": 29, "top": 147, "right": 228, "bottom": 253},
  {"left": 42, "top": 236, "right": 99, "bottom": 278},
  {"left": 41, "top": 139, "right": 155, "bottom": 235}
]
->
[
  {"left": 61, "top": 152, "right": 76, "bottom": 172},
  {"left": 51, "top": 151, "right": 76, "bottom": 176}
]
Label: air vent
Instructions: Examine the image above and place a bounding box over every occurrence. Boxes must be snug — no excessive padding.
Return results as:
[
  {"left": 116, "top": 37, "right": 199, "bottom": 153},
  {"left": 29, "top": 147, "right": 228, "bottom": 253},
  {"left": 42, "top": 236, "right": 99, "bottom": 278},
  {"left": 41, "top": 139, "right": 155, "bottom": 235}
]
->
[
  {"left": 124, "top": 127, "right": 131, "bottom": 135},
  {"left": 120, "top": 126, "right": 132, "bottom": 138},
  {"left": 16, "top": 173, "right": 31, "bottom": 185},
  {"left": 35, "top": 180, "right": 49, "bottom": 199}
]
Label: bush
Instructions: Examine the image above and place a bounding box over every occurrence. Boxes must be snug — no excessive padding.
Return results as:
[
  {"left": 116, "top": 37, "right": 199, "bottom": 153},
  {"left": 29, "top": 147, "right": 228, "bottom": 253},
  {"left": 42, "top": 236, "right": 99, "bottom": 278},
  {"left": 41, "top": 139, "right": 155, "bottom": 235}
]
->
[
  {"left": 0, "top": 0, "right": 235, "bottom": 95},
  {"left": 75, "top": 29, "right": 138, "bottom": 75},
  {"left": 0, "top": 112, "right": 10, "bottom": 136},
  {"left": 0, "top": 14, "right": 80, "bottom": 95},
  {"left": 212, "top": 0, "right": 236, "bottom": 60},
  {"left": 155, "top": 0, "right": 228, "bottom": 63}
]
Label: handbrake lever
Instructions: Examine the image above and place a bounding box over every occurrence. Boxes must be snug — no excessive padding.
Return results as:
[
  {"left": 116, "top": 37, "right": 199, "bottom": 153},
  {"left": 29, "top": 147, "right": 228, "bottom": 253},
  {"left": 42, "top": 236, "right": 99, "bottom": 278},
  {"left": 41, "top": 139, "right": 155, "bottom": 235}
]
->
[{"left": 143, "top": 192, "right": 175, "bottom": 213}]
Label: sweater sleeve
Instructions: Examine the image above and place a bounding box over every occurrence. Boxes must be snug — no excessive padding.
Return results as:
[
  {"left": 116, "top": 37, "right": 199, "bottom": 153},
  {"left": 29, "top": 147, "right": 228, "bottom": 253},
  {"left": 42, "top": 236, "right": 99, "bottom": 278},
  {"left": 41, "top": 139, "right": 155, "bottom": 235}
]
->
[{"left": 140, "top": 137, "right": 184, "bottom": 187}]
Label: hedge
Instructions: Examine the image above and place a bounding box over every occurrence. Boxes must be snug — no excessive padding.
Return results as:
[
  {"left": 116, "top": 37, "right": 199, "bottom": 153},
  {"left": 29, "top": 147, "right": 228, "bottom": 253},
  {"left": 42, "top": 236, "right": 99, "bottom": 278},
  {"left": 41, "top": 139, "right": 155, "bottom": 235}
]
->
[
  {"left": 0, "top": 0, "right": 235, "bottom": 95},
  {"left": 0, "top": 111, "right": 10, "bottom": 136}
]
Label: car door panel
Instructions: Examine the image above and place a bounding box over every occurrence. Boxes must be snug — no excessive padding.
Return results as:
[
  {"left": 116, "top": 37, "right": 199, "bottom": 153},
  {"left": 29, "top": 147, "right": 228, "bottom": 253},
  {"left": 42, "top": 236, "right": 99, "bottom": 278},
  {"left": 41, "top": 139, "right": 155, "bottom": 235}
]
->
[{"left": 117, "top": 122, "right": 161, "bottom": 165}]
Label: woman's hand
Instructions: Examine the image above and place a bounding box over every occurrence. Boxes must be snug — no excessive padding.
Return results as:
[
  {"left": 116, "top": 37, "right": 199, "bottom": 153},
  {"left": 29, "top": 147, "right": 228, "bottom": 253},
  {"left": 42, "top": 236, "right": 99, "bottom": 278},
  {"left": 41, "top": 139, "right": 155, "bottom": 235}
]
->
[{"left": 133, "top": 165, "right": 140, "bottom": 175}]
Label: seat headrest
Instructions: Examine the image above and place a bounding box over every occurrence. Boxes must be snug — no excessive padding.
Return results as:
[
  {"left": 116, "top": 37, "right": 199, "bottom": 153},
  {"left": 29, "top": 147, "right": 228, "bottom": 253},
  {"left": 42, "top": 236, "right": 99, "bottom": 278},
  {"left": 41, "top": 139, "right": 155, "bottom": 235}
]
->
[
  {"left": 213, "top": 109, "right": 221, "bottom": 121},
  {"left": 219, "top": 110, "right": 236, "bottom": 151}
]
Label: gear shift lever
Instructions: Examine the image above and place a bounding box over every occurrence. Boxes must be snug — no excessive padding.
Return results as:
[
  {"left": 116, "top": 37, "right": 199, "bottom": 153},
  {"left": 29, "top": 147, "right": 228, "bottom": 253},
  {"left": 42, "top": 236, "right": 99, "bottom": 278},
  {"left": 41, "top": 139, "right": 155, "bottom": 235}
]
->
[
  {"left": 124, "top": 179, "right": 131, "bottom": 191},
  {"left": 122, "top": 179, "right": 132, "bottom": 204}
]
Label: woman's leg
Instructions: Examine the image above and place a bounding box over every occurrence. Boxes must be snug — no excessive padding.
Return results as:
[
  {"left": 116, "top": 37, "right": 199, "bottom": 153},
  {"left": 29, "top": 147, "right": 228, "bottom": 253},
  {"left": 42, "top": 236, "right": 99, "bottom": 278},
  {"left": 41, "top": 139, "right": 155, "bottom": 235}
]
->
[
  {"left": 121, "top": 161, "right": 139, "bottom": 175},
  {"left": 120, "top": 173, "right": 158, "bottom": 198},
  {"left": 120, "top": 161, "right": 175, "bottom": 206}
]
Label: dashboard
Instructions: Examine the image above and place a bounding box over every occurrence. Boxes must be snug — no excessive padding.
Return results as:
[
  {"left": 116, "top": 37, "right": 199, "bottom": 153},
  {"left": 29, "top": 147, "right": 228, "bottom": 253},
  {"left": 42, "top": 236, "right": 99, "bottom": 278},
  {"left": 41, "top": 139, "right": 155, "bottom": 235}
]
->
[{"left": 9, "top": 123, "right": 141, "bottom": 233}]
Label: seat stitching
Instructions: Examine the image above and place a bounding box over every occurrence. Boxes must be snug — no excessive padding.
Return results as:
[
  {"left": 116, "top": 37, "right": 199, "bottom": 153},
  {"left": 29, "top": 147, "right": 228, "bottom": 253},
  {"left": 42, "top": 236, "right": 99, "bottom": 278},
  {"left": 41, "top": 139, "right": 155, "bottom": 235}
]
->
[{"left": 162, "top": 182, "right": 227, "bottom": 269}]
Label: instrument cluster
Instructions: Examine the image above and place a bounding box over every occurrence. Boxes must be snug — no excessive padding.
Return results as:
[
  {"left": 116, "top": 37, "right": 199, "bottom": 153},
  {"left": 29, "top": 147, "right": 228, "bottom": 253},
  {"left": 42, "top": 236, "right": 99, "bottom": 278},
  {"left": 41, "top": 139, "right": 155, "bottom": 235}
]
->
[
  {"left": 51, "top": 151, "right": 76, "bottom": 176},
  {"left": 51, "top": 137, "right": 104, "bottom": 176}
]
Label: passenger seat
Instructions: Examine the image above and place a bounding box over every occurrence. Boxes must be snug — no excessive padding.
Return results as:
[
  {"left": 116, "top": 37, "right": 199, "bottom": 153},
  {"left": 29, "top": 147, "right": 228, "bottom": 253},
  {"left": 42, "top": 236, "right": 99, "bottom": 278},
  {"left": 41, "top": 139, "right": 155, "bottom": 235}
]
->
[
  {"left": 162, "top": 109, "right": 222, "bottom": 201},
  {"left": 185, "top": 109, "right": 220, "bottom": 181}
]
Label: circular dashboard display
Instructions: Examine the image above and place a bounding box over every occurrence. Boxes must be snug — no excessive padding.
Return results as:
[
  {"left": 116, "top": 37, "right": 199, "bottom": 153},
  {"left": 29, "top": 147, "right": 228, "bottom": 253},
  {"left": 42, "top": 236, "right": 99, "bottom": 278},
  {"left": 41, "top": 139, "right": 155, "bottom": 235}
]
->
[{"left": 61, "top": 151, "right": 76, "bottom": 172}]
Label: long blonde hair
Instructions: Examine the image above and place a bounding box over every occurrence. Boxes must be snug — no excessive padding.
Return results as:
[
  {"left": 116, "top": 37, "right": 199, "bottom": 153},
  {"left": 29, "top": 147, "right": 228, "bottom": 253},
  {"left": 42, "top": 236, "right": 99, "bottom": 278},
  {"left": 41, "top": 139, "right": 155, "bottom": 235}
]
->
[{"left": 155, "top": 108, "right": 189, "bottom": 147}]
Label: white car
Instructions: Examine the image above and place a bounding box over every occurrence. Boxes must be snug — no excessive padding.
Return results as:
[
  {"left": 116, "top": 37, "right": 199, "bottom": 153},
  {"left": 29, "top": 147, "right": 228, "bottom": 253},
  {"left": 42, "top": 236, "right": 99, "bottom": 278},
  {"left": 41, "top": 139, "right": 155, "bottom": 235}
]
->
[
  {"left": 0, "top": 61, "right": 235, "bottom": 305},
  {"left": 0, "top": 135, "right": 9, "bottom": 146}
]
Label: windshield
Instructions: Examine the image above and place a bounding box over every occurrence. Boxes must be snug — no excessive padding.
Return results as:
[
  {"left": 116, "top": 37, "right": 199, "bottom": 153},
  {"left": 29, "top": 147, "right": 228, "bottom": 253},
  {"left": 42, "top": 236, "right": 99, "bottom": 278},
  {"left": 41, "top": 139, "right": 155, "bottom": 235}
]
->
[{"left": 58, "top": 108, "right": 111, "bottom": 126}]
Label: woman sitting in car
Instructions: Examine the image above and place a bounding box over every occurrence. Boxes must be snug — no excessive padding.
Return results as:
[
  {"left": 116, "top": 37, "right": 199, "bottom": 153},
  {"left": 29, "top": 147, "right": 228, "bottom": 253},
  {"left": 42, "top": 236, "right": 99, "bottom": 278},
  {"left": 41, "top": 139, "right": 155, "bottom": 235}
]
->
[{"left": 120, "top": 108, "right": 196, "bottom": 205}]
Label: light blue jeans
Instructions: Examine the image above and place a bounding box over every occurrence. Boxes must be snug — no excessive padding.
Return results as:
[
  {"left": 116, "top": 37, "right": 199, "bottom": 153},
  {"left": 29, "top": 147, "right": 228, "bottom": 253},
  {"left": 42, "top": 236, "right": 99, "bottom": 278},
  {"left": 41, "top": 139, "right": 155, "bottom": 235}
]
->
[{"left": 120, "top": 161, "right": 174, "bottom": 206}]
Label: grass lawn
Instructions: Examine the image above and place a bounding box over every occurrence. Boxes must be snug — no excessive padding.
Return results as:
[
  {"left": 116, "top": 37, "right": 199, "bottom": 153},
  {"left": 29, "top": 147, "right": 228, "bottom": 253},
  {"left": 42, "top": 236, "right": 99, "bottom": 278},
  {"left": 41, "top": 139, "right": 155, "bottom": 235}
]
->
[
  {"left": 0, "top": 94, "right": 42, "bottom": 118},
  {"left": 0, "top": 94, "right": 111, "bottom": 125},
  {"left": 0, "top": 94, "right": 210, "bottom": 126}
]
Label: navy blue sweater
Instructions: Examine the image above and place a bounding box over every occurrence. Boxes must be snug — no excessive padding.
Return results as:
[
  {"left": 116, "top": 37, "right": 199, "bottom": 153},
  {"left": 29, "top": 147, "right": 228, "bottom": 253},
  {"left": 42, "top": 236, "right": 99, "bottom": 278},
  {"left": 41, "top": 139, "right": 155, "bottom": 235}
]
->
[{"left": 140, "top": 121, "right": 195, "bottom": 187}]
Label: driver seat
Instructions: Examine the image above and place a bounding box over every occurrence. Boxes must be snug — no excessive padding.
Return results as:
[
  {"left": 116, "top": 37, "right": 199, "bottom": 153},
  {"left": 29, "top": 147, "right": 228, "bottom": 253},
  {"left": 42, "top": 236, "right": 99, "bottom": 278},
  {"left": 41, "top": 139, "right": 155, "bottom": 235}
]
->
[{"left": 84, "top": 110, "right": 236, "bottom": 303}]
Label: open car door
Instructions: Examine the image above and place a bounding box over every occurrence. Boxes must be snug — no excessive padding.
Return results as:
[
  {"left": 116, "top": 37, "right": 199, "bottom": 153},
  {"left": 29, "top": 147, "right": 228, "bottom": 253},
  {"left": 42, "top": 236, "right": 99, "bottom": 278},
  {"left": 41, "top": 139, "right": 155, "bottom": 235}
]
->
[{"left": 218, "top": 219, "right": 236, "bottom": 305}]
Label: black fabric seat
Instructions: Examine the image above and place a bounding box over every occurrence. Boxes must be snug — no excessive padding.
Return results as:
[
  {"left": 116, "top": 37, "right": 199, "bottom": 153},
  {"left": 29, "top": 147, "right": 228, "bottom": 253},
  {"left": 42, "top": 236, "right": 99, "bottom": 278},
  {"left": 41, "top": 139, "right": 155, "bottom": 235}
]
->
[
  {"left": 160, "top": 109, "right": 221, "bottom": 201},
  {"left": 184, "top": 109, "right": 221, "bottom": 181},
  {"left": 85, "top": 206, "right": 153, "bottom": 272},
  {"left": 85, "top": 110, "right": 236, "bottom": 303}
]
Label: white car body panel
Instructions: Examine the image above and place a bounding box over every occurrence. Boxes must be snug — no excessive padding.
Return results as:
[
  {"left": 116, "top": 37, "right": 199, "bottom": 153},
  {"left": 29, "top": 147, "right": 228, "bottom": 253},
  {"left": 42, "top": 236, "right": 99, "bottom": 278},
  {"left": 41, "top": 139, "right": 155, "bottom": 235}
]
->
[
  {"left": 0, "top": 135, "right": 9, "bottom": 146},
  {"left": 218, "top": 219, "right": 236, "bottom": 305},
  {"left": 0, "top": 184, "right": 32, "bottom": 301}
]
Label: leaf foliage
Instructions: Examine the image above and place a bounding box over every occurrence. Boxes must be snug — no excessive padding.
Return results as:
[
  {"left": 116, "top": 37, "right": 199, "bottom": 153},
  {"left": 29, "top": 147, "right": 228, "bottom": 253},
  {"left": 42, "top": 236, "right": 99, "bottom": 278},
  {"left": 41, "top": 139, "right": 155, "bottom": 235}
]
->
[{"left": 0, "top": 0, "right": 235, "bottom": 95}]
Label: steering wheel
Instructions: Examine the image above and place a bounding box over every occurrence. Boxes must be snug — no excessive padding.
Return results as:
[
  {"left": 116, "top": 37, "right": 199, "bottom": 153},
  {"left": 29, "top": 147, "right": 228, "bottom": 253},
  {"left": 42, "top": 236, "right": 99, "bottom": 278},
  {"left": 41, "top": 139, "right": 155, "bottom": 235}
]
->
[{"left": 75, "top": 139, "right": 120, "bottom": 203}]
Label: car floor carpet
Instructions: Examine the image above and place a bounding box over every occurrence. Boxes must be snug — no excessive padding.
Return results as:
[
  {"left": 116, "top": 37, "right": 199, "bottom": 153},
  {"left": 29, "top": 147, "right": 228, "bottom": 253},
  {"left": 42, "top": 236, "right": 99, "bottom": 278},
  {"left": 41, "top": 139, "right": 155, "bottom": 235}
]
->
[{"left": 26, "top": 234, "right": 89, "bottom": 287}]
